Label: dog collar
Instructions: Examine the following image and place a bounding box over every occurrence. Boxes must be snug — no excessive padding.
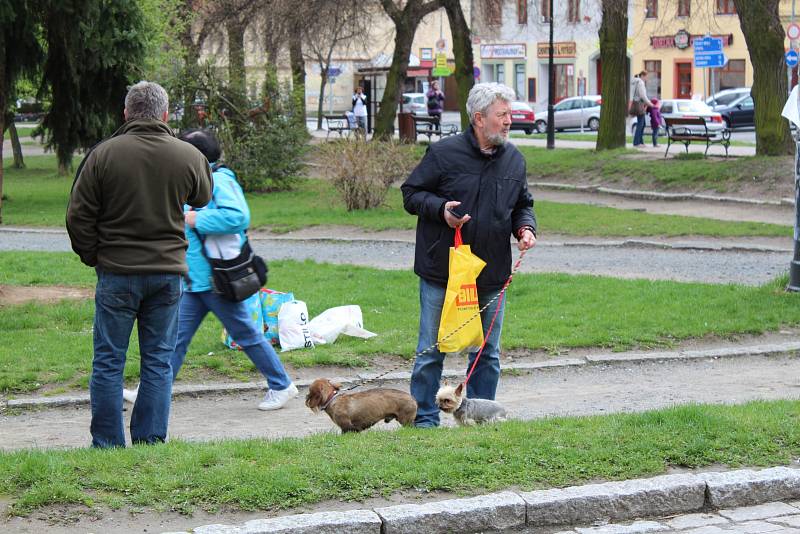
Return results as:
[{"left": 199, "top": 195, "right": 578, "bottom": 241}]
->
[{"left": 320, "top": 391, "right": 340, "bottom": 411}]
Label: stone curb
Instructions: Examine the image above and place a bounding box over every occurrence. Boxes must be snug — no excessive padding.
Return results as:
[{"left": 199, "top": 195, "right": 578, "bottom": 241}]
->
[
  {"left": 530, "top": 181, "right": 795, "bottom": 207},
  {"left": 4, "top": 341, "right": 799, "bottom": 411},
  {"left": 170, "top": 467, "right": 800, "bottom": 534}
]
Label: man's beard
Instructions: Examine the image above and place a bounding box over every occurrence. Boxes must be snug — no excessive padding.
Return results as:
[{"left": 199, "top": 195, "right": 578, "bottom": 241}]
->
[{"left": 487, "top": 131, "right": 507, "bottom": 146}]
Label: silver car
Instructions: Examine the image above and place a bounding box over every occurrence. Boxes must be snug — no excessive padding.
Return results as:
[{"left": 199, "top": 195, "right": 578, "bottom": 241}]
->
[
  {"left": 534, "top": 95, "right": 602, "bottom": 133},
  {"left": 401, "top": 93, "right": 428, "bottom": 115},
  {"left": 631, "top": 99, "right": 726, "bottom": 135}
]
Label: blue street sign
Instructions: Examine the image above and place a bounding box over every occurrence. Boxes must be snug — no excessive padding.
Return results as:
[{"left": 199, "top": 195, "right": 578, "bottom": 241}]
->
[
  {"left": 787, "top": 50, "right": 799, "bottom": 68},
  {"left": 328, "top": 66, "right": 342, "bottom": 77},
  {"left": 694, "top": 53, "right": 727, "bottom": 68},
  {"left": 694, "top": 36, "right": 723, "bottom": 54}
]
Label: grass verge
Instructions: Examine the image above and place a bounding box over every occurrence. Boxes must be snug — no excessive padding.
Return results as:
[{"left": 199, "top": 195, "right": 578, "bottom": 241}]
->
[
  {"left": 1, "top": 400, "right": 799, "bottom": 516},
  {"left": 2, "top": 156, "right": 790, "bottom": 237},
  {"left": 1, "top": 253, "right": 798, "bottom": 393}
]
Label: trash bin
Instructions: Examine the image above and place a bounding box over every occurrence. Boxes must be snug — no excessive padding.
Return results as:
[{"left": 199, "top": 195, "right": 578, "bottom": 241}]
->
[{"left": 397, "top": 112, "right": 415, "bottom": 143}]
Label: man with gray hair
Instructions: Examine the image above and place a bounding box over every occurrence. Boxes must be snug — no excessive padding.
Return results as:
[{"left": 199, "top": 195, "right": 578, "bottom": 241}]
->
[
  {"left": 67, "top": 81, "right": 213, "bottom": 448},
  {"left": 401, "top": 82, "right": 537, "bottom": 428}
]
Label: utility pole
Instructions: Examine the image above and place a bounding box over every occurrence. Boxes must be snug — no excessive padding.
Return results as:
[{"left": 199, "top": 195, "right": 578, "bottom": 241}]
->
[{"left": 546, "top": 0, "right": 555, "bottom": 149}]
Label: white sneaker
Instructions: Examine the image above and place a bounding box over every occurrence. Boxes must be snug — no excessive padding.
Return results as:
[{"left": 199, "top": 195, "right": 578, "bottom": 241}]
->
[
  {"left": 122, "top": 385, "right": 139, "bottom": 404},
  {"left": 258, "top": 383, "right": 298, "bottom": 411}
]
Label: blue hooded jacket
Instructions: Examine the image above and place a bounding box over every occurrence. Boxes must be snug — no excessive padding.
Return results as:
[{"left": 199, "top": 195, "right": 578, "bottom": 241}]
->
[{"left": 184, "top": 165, "right": 250, "bottom": 292}]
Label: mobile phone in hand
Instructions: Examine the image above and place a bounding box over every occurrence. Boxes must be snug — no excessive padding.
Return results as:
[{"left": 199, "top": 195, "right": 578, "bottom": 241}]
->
[{"left": 447, "top": 205, "right": 468, "bottom": 219}]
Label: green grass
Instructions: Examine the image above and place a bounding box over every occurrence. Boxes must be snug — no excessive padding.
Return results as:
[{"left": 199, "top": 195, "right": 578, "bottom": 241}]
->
[
  {"left": 2, "top": 155, "right": 790, "bottom": 237},
  {"left": 1, "top": 400, "right": 800, "bottom": 515},
  {"left": 520, "top": 146, "right": 790, "bottom": 190},
  {"left": 1, "top": 252, "right": 798, "bottom": 393},
  {"left": 12, "top": 126, "right": 37, "bottom": 138}
]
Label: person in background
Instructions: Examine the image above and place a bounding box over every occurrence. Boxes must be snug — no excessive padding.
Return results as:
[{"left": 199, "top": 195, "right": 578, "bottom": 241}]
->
[
  {"left": 426, "top": 80, "right": 445, "bottom": 119},
  {"left": 124, "top": 128, "right": 298, "bottom": 412},
  {"left": 631, "top": 71, "right": 654, "bottom": 148},
  {"left": 352, "top": 86, "right": 368, "bottom": 134},
  {"left": 67, "top": 81, "right": 213, "bottom": 448},
  {"left": 649, "top": 98, "right": 664, "bottom": 147}
]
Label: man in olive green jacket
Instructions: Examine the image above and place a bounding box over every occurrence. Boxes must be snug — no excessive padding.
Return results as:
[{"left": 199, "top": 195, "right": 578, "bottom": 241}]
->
[{"left": 67, "top": 81, "right": 212, "bottom": 448}]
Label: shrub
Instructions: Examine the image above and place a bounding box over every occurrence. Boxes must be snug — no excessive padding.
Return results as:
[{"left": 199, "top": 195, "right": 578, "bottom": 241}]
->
[{"left": 317, "top": 139, "right": 418, "bottom": 210}]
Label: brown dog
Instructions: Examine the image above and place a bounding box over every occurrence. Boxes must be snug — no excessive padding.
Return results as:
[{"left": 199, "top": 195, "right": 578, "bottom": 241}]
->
[{"left": 305, "top": 378, "right": 417, "bottom": 433}]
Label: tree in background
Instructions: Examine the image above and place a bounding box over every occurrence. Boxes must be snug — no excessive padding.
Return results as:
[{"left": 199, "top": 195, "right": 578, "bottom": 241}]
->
[
  {"left": 374, "top": 0, "right": 443, "bottom": 139},
  {"left": 442, "top": 0, "right": 473, "bottom": 131},
  {"left": 0, "top": 0, "right": 43, "bottom": 222},
  {"left": 595, "top": 0, "right": 628, "bottom": 151},
  {"left": 733, "top": 0, "right": 793, "bottom": 156}
]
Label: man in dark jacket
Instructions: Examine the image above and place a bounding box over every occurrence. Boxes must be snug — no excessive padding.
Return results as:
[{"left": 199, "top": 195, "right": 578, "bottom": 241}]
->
[
  {"left": 401, "top": 82, "right": 536, "bottom": 428},
  {"left": 67, "top": 81, "right": 213, "bottom": 448}
]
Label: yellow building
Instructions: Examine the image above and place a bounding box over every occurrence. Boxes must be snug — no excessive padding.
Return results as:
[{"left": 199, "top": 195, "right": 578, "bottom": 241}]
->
[{"left": 630, "top": 0, "right": 797, "bottom": 101}]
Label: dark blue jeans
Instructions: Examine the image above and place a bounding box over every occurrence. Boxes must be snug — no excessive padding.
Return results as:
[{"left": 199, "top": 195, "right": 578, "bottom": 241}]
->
[
  {"left": 633, "top": 114, "right": 646, "bottom": 145},
  {"left": 410, "top": 278, "right": 505, "bottom": 428},
  {"left": 171, "top": 291, "right": 291, "bottom": 390},
  {"left": 91, "top": 269, "right": 182, "bottom": 448}
]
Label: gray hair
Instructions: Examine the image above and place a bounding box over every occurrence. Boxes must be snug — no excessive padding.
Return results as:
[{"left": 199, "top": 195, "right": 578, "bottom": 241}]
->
[
  {"left": 124, "top": 81, "right": 169, "bottom": 120},
  {"left": 466, "top": 83, "right": 516, "bottom": 124}
]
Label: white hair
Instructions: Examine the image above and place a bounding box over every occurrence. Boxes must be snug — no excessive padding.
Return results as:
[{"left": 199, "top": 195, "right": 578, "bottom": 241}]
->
[
  {"left": 125, "top": 81, "right": 169, "bottom": 120},
  {"left": 466, "top": 83, "right": 516, "bottom": 124}
]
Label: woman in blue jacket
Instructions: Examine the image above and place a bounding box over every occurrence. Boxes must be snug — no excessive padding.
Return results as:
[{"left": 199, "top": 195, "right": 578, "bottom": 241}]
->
[{"left": 124, "top": 129, "right": 297, "bottom": 411}]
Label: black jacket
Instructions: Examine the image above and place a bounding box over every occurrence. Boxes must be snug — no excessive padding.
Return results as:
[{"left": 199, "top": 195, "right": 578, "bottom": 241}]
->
[{"left": 401, "top": 127, "right": 536, "bottom": 291}]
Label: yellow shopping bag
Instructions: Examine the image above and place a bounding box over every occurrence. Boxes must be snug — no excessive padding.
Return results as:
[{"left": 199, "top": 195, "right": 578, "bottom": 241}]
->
[{"left": 437, "top": 227, "right": 486, "bottom": 353}]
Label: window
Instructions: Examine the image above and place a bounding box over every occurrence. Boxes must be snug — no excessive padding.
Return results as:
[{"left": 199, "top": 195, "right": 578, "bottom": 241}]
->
[
  {"left": 485, "top": 0, "right": 502, "bottom": 26},
  {"left": 568, "top": 0, "right": 580, "bottom": 22},
  {"left": 716, "top": 0, "right": 735, "bottom": 14},
  {"left": 645, "top": 0, "right": 657, "bottom": 18},
  {"left": 554, "top": 64, "right": 575, "bottom": 101},
  {"left": 540, "top": 0, "right": 551, "bottom": 22},
  {"left": 496, "top": 63, "right": 505, "bottom": 85},
  {"left": 517, "top": 0, "right": 527, "bottom": 24},
  {"left": 514, "top": 64, "right": 526, "bottom": 99},
  {"left": 711, "top": 59, "right": 746, "bottom": 93},
  {"left": 528, "top": 78, "right": 537, "bottom": 102},
  {"left": 677, "top": 0, "right": 690, "bottom": 16},
  {"left": 644, "top": 60, "right": 662, "bottom": 99}
]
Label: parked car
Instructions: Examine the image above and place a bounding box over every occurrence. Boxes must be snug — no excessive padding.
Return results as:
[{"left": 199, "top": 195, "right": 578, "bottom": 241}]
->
[
  {"left": 712, "top": 94, "right": 754, "bottom": 129},
  {"left": 401, "top": 93, "right": 428, "bottom": 115},
  {"left": 510, "top": 101, "right": 536, "bottom": 134},
  {"left": 631, "top": 99, "right": 726, "bottom": 135},
  {"left": 534, "top": 95, "right": 602, "bottom": 133},
  {"left": 706, "top": 87, "right": 750, "bottom": 108}
]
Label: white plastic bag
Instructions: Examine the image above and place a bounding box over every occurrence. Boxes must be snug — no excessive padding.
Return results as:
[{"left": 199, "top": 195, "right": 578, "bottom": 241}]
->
[
  {"left": 308, "top": 305, "right": 377, "bottom": 345},
  {"left": 278, "top": 300, "right": 315, "bottom": 352}
]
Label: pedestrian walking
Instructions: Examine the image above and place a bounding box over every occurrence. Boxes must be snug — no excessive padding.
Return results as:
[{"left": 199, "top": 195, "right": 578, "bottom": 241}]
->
[
  {"left": 426, "top": 81, "right": 445, "bottom": 119},
  {"left": 123, "top": 129, "right": 298, "bottom": 411},
  {"left": 401, "top": 82, "right": 537, "bottom": 428},
  {"left": 66, "top": 81, "right": 213, "bottom": 448},
  {"left": 631, "top": 71, "right": 654, "bottom": 147}
]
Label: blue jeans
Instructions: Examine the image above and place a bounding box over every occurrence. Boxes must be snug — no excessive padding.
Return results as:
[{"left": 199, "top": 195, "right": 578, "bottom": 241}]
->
[
  {"left": 633, "top": 114, "right": 646, "bottom": 145},
  {"left": 410, "top": 278, "right": 505, "bottom": 428},
  {"left": 651, "top": 126, "right": 660, "bottom": 146},
  {"left": 171, "top": 291, "right": 291, "bottom": 391},
  {"left": 91, "top": 269, "right": 182, "bottom": 448}
]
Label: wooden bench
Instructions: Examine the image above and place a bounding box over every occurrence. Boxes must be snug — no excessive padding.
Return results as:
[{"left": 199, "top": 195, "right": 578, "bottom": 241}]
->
[
  {"left": 664, "top": 116, "right": 731, "bottom": 158},
  {"left": 411, "top": 115, "right": 458, "bottom": 142},
  {"left": 323, "top": 114, "right": 353, "bottom": 139}
]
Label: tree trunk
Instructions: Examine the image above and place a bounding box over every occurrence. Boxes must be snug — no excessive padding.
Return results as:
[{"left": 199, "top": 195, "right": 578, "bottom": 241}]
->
[
  {"left": 8, "top": 122, "right": 24, "bottom": 169},
  {"left": 596, "top": 0, "right": 628, "bottom": 151},
  {"left": 374, "top": 19, "right": 415, "bottom": 139},
  {"left": 734, "top": 0, "right": 792, "bottom": 156},
  {"left": 289, "top": 30, "right": 306, "bottom": 125},
  {"left": 0, "top": 93, "right": 5, "bottom": 225},
  {"left": 317, "top": 68, "right": 328, "bottom": 130},
  {"left": 226, "top": 18, "right": 247, "bottom": 96},
  {"left": 443, "top": 0, "right": 474, "bottom": 131}
]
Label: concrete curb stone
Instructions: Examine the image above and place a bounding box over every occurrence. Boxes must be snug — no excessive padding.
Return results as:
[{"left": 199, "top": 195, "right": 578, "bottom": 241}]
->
[
  {"left": 5, "top": 340, "right": 800, "bottom": 411},
  {"left": 702, "top": 467, "right": 800, "bottom": 508},
  {"left": 165, "top": 510, "right": 382, "bottom": 534}
]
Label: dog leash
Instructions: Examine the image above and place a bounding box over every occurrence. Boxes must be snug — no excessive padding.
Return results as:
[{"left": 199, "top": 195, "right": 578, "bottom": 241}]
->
[{"left": 343, "top": 247, "right": 528, "bottom": 391}]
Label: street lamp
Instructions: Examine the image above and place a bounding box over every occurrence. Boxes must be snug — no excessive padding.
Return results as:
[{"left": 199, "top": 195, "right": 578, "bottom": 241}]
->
[{"left": 546, "top": 0, "right": 555, "bottom": 149}]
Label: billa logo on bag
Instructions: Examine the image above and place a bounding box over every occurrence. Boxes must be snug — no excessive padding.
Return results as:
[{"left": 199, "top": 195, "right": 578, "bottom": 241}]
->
[{"left": 456, "top": 283, "right": 478, "bottom": 307}]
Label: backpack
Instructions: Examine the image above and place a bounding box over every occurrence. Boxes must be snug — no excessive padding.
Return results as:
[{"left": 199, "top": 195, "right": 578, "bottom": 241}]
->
[{"left": 427, "top": 93, "right": 439, "bottom": 109}]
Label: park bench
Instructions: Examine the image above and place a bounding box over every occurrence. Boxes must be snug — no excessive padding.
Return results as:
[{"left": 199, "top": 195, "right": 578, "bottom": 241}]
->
[
  {"left": 664, "top": 116, "right": 731, "bottom": 158},
  {"left": 323, "top": 114, "right": 353, "bottom": 139},
  {"left": 411, "top": 115, "right": 458, "bottom": 142}
]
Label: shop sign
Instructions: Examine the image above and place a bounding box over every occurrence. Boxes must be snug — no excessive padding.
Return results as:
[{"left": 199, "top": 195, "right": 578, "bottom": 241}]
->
[
  {"left": 674, "top": 29, "right": 690, "bottom": 49},
  {"left": 651, "top": 33, "right": 733, "bottom": 50},
  {"left": 480, "top": 43, "right": 527, "bottom": 59},
  {"left": 536, "top": 41, "right": 577, "bottom": 58}
]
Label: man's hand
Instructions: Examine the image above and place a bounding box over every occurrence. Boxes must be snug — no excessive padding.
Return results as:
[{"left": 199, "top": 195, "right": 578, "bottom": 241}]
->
[
  {"left": 443, "top": 200, "right": 471, "bottom": 228},
  {"left": 517, "top": 229, "right": 536, "bottom": 251},
  {"left": 185, "top": 210, "right": 197, "bottom": 228}
]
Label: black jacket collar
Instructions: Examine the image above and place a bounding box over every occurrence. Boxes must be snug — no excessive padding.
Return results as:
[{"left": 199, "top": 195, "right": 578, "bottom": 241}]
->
[{"left": 464, "top": 125, "right": 506, "bottom": 159}]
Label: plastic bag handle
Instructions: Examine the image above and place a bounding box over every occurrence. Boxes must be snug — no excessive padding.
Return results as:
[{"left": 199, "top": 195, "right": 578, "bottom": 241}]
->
[{"left": 454, "top": 226, "right": 463, "bottom": 248}]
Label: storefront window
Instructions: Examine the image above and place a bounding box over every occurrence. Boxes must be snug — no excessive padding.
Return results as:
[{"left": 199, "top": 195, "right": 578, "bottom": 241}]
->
[
  {"left": 644, "top": 60, "right": 661, "bottom": 99},
  {"left": 496, "top": 63, "right": 505, "bottom": 85},
  {"left": 555, "top": 64, "right": 575, "bottom": 101},
  {"left": 514, "top": 64, "right": 526, "bottom": 100},
  {"left": 711, "top": 59, "right": 745, "bottom": 93}
]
